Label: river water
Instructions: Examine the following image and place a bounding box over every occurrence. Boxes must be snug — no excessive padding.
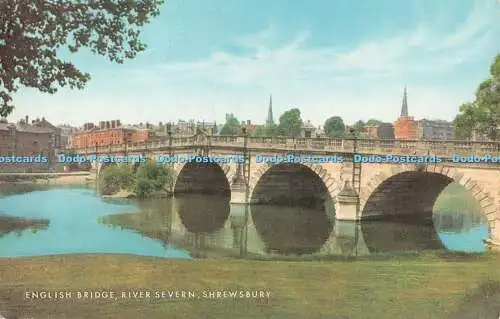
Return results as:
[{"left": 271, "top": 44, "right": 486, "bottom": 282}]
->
[{"left": 0, "top": 185, "right": 489, "bottom": 259}]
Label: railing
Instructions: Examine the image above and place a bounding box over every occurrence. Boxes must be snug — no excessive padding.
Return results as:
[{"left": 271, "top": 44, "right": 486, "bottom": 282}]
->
[{"left": 67, "top": 136, "right": 500, "bottom": 158}]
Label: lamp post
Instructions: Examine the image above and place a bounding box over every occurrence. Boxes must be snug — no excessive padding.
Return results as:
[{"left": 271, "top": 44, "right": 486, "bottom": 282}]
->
[
  {"left": 167, "top": 123, "right": 173, "bottom": 156},
  {"left": 95, "top": 142, "right": 98, "bottom": 180},
  {"left": 349, "top": 127, "right": 360, "bottom": 257},
  {"left": 240, "top": 125, "right": 249, "bottom": 258}
]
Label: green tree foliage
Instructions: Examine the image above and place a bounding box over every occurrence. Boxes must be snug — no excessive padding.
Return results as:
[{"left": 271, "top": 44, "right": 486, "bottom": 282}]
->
[
  {"left": 219, "top": 113, "right": 241, "bottom": 135},
  {"left": 453, "top": 54, "right": 500, "bottom": 140},
  {"left": 352, "top": 120, "right": 364, "bottom": 137},
  {"left": 366, "top": 119, "right": 382, "bottom": 126},
  {"left": 324, "top": 116, "right": 346, "bottom": 138},
  {"left": 134, "top": 178, "right": 155, "bottom": 199},
  {"left": 98, "top": 165, "right": 134, "bottom": 195},
  {"left": 434, "top": 183, "right": 481, "bottom": 214},
  {"left": 135, "top": 161, "right": 174, "bottom": 192},
  {"left": 0, "top": 0, "right": 165, "bottom": 117},
  {"left": 252, "top": 124, "right": 278, "bottom": 137},
  {"left": 278, "top": 108, "right": 302, "bottom": 137}
]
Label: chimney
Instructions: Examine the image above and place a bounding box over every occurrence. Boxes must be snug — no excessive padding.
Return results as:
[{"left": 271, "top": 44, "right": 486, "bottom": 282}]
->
[
  {"left": 116, "top": 120, "right": 121, "bottom": 127},
  {"left": 25, "top": 115, "right": 28, "bottom": 124}
]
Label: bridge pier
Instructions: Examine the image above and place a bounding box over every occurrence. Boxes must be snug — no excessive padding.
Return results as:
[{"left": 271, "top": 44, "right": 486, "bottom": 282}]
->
[
  {"left": 490, "top": 220, "right": 500, "bottom": 251},
  {"left": 230, "top": 182, "right": 249, "bottom": 205},
  {"left": 335, "top": 181, "right": 360, "bottom": 221}
]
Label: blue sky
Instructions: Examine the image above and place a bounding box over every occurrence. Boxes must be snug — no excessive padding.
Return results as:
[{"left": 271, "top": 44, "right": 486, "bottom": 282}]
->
[{"left": 12, "top": 0, "right": 500, "bottom": 127}]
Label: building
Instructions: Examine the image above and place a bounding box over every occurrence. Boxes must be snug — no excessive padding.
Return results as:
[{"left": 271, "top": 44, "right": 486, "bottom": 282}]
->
[
  {"left": 266, "top": 95, "right": 275, "bottom": 128},
  {"left": 68, "top": 120, "right": 154, "bottom": 149},
  {"left": 0, "top": 117, "right": 55, "bottom": 172},
  {"left": 57, "top": 124, "right": 78, "bottom": 149},
  {"left": 393, "top": 86, "right": 418, "bottom": 139},
  {"left": 241, "top": 120, "right": 257, "bottom": 135},
  {"left": 364, "top": 125, "right": 379, "bottom": 138},
  {"left": 416, "top": 119, "right": 454, "bottom": 140},
  {"left": 377, "top": 123, "right": 395, "bottom": 139},
  {"left": 300, "top": 120, "right": 316, "bottom": 138}
]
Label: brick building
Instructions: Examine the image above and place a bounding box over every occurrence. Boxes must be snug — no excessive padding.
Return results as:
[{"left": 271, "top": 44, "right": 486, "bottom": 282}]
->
[
  {"left": 393, "top": 86, "right": 418, "bottom": 139},
  {"left": 416, "top": 119, "right": 454, "bottom": 140},
  {"left": 0, "top": 117, "right": 56, "bottom": 173},
  {"left": 68, "top": 120, "right": 154, "bottom": 149}
]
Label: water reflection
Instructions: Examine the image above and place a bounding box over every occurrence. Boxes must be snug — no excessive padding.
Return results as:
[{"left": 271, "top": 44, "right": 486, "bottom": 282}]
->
[
  {"left": 361, "top": 219, "right": 444, "bottom": 253},
  {"left": 0, "top": 214, "right": 49, "bottom": 238},
  {"left": 175, "top": 194, "right": 230, "bottom": 233},
  {"left": 251, "top": 205, "right": 332, "bottom": 255},
  {"left": 433, "top": 211, "right": 488, "bottom": 252},
  {"left": 0, "top": 185, "right": 491, "bottom": 259},
  {"left": 0, "top": 188, "right": 191, "bottom": 258}
]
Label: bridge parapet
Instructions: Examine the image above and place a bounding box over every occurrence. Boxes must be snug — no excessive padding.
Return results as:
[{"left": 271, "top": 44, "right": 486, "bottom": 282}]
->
[{"left": 67, "top": 136, "right": 500, "bottom": 158}]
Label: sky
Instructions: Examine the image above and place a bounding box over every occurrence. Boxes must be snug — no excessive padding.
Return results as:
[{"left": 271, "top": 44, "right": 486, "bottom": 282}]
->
[{"left": 10, "top": 0, "right": 500, "bottom": 127}]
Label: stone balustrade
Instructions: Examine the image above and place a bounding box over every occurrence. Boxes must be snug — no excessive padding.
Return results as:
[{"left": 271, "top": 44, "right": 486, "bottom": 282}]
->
[{"left": 68, "top": 136, "right": 500, "bottom": 158}]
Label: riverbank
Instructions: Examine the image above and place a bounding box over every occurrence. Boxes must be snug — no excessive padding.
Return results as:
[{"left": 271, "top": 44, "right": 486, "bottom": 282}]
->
[
  {"left": 0, "top": 172, "right": 94, "bottom": 186},
  {"left": 0, "top": 253, "right": 499, "bottom": 319}
]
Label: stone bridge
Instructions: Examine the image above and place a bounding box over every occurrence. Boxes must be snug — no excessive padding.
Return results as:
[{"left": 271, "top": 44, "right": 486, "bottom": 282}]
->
[{"left": 71, "top": 132, "right": 500, "bottom": 247}]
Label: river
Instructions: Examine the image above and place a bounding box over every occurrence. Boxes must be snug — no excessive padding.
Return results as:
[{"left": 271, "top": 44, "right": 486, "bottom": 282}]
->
[{"left": 0, "top": 185, "right": 489, "bottom": 259}]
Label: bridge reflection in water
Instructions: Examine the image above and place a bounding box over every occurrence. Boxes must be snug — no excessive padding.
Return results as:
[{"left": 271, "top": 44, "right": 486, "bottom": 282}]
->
[{"left": 99, "top": 194, "right": 488, "bottom": 259}]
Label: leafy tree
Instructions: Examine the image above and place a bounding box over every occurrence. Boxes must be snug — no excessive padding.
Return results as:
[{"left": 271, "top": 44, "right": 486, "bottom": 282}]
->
[
  {"left": 453, "top": 54, "right": 500, "bottom": 140},
  {"left": 352, "top": 120, "right": 364, "bottom": 137},
  {"left": 135, "top": 161, "right": 175, "bottom": 192},
  {"left": 324, "top": 116, "right": 346, "bottom": 138},
  {"left": 98, "top": 165, "right": 134, "bottom": 195},
  {"left": 0, "top": 0, "right": 165, "bottom": 117},
  {"left": 219, "top": 113, "right": 241, "bottom": 135},
  {"left": 252, "top": 124, "right": 278, "bottom": 137},
  {"left": 278, "top": 108, "right": 302, "bottom": 137},
  {"left": 366, "top": 119, "right": 382, "bottom": 126}
]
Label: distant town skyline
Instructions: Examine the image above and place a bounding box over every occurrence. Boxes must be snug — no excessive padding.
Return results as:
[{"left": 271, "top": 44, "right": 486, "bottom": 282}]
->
[{"left": 9, "top": 0, "right": 500, "bottom": 126}]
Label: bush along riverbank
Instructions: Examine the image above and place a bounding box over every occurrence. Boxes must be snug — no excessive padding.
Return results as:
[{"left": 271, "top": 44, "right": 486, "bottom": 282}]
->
[{"left": 98, "top": 162, "right": 175, "bottom": 199}]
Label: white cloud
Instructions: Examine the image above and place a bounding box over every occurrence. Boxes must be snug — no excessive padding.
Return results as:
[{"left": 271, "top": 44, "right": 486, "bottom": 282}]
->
[{"left": 135, "top": 0, "right": 498, "bottom": 86}]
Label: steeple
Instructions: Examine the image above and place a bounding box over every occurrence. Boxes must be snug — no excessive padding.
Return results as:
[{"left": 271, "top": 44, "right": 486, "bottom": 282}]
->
[
  {"left": 401, "top": 86, "right": 408, "bottom": 117},
  {"left": 266, "top": 94, "right": 274, "bottom": 126}
]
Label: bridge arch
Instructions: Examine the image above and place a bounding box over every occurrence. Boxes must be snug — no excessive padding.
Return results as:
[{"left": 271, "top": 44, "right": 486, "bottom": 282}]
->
[
  {"left": 249, "top": 162, "right": 341, "bottom": 207},
  {"left": 360, "top": 165, "right": 497, "bottom": 237},
  {"left": 173, "top": 161, "right": 232, "bottom": 196},
  {"left": 249, "top": 162, "right": 339, "bottom": 255}
]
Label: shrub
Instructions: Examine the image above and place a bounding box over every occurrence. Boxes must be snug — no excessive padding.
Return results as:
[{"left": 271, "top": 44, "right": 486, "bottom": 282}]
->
[
  {"left": 135, "top": 162, "right": 175, "bottom": 191},
  {"left": 134, "top": 178, "right": 155, "bottom": 199},
  {"left": 98, "top": 165, "right": 134, "bottom": 195}
]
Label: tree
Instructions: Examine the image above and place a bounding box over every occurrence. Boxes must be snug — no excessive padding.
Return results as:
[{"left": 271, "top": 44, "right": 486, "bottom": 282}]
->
[
  {"left": 324, "top": 116, "right": 345, "bottom": 138},
  {"left": 366, "top": 119, "right": 382, "bottom": 126},
  {"left": 352, "top": 120, "right": 364, "bottom": 136},
  {"left": 277, "top": 108, "right": 302, "bottom": 137},
  {"left": 0, "top": 0, "right": 165, "bottom": 117},
  {"left": 453, "top": 54, "right": 500, "bottom": 140},
  {"left": 219, "top": 113, "right": 241, "bottom": 135},
  {"left": 134, "top": 162, "right": 175, "bottom": 198}
]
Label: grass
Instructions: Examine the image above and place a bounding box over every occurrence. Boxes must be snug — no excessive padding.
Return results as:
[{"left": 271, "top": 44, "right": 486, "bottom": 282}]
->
[{"left": 0, "top": 253, "right": 499, "bottom": 319}]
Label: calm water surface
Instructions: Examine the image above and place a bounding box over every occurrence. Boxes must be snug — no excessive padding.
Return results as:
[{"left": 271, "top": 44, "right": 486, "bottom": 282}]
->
[{"left": 0, "top": 186, "right": 489, "bottom": 259}]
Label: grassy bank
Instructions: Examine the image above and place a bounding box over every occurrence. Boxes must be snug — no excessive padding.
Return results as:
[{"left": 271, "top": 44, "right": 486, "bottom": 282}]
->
[{"left": 0, "top": 254, "right": 499, "bottom": 319}]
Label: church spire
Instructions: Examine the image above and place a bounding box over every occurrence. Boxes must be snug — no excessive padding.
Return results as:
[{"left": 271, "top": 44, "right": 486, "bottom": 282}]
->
[
  {"left": 401, "top": 86, "right": 408, "bottom": 117},
  {"left": 266, "top": 94, "right": 274, "bottom": 126}
]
